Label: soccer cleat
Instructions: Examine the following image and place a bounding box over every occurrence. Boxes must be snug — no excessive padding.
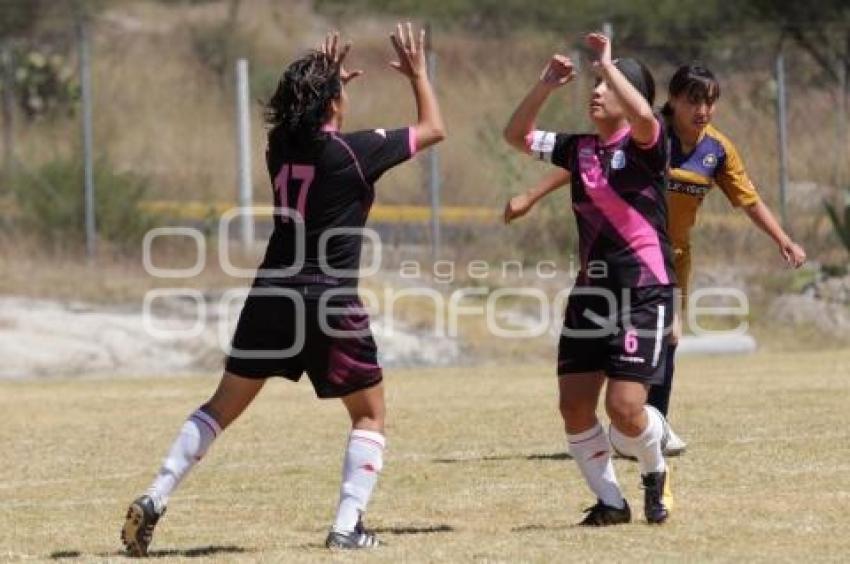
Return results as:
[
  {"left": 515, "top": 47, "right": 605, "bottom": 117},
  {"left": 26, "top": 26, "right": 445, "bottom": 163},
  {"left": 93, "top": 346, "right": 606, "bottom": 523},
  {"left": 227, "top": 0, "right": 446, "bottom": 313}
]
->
[
  {"left": 578, "top": 499, "right": 631, "bottom": 526},
  {"left": 663, "top": 428, "right": 687, "bottom": 457},
  {"left": 325, "top": 518, "right": 379, "bottom": 550},
  {"left": 641, "top": 471, "right": 670, "bottom": 524},
  {"left": 121, "top": 495, "right": 165, "bottom": 557}
]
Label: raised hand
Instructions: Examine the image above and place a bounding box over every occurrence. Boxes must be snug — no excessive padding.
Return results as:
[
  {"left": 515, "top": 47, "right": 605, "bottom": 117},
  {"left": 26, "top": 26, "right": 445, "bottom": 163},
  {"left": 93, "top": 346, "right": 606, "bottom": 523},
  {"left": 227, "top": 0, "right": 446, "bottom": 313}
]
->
[
  {"left": 389, "top": 22, "right": 427, "bottom": 80},
  {"left": 320, "top": 31, "right": 363, "bottom": 84},
  {"left": 539, "top": 54, "right": 575, "bottom": 88},
  {"left": 585, "top": 32, "right": 612, "bottom": 68}
]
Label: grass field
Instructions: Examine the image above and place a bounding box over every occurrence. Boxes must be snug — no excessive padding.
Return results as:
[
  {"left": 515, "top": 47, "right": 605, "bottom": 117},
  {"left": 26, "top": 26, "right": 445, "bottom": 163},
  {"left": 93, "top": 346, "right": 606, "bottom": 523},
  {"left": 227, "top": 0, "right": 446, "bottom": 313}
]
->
[{"left": 3, "top": 349, "right": 850, "bottom": 562}]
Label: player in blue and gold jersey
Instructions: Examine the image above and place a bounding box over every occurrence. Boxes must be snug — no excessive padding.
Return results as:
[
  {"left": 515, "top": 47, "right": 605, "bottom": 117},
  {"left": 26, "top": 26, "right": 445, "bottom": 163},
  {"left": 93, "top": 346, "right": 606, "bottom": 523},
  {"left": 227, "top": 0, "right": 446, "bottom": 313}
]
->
[{"left": 649, "top": 64, "right": 806, "bottom": 451}]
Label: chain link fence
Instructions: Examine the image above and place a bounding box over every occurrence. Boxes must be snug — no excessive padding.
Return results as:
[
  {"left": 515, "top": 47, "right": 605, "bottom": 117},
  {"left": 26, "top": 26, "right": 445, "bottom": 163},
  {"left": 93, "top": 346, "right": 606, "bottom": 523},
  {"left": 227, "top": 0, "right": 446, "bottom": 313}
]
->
[{"left": 0, "top": 1, "right": 848, "bottom": 270}]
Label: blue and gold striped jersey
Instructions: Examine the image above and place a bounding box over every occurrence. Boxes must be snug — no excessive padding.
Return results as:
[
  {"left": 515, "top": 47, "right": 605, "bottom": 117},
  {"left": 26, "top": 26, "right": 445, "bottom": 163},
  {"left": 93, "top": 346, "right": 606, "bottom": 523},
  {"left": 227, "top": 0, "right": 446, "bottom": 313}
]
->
[{"left": 666, "top": 123, "right": 761, "bottom": 298}]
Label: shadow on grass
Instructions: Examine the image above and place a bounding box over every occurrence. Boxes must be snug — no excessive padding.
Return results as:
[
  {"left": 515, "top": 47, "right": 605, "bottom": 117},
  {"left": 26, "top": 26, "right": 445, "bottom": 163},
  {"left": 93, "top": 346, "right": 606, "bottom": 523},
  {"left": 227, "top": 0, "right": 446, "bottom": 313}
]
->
[
  {"left": 433, "top": 451, "right": 571, "bottom": 464},
  {"left": 50, "top": 545, "right": 250, "bottom": 559},
  {"left": 510, "top": 523, "right": 574, "bottom": 532},
  {"left": 294, "top": 524, "right": 455, "bottom": 550},
  {"left": 372, "top": 524, "right": 454, "bottom": 535},
  {"left": 144, "top": 545, "right": 250, "bottom": 558}
]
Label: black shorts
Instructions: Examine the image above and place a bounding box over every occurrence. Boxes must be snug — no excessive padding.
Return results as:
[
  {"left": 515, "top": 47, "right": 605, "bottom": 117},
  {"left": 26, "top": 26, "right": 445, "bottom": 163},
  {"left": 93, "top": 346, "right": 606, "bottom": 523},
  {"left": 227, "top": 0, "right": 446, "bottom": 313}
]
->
[
  {"left": 224, "top": 285, "right": 382, "bottom": 399},
  {"left": 557, "top": 285, "right": 675, "bottom": 385}
]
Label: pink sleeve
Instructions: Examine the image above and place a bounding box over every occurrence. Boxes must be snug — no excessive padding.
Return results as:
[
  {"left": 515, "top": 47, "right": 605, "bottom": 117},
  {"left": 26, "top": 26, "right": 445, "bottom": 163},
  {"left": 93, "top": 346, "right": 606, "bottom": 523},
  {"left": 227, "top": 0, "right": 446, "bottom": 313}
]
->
[
  {"left": 524, "top": 131, "right": 534, "bottom": 151},
  {"left": 408, "top": 126, "right": 418, "bottom": 156},
  {"left": 634, "top": 118, "right": 661, "bottom": 149}
]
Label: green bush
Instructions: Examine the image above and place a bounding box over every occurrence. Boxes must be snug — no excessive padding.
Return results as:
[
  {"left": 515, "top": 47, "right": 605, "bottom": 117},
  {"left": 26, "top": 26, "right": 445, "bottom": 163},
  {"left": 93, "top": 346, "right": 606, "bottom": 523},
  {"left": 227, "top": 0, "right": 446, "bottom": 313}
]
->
[
  {"left": 12, "top": 156, "right": 158, "bottom": 251},
  {"left": 12, "top": 47, "right": 80, "bottom": 121}
]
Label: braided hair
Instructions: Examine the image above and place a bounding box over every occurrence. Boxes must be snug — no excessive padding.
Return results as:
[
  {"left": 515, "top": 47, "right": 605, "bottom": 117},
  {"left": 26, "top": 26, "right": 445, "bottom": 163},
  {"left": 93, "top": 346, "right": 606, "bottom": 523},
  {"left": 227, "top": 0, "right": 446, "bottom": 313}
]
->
[{"left": 265, "top": 50, "right": 342, "bottom": 144}]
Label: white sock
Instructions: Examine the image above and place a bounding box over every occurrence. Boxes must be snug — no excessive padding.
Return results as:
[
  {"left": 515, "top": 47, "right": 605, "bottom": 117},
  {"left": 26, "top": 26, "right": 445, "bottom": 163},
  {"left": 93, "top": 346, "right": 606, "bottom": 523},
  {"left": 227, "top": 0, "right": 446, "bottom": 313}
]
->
[
  {"left": 332, "top": 429, "right": 385, "bottom": 533},
  {"left": 609, "top": 406, "right": 667, "bottom": 475},
  {"left": 567, "top": 423, "right": 625, "bottom": 509},
  {"left": 145, "top": 409, "right": 221, "bottom": 511}
]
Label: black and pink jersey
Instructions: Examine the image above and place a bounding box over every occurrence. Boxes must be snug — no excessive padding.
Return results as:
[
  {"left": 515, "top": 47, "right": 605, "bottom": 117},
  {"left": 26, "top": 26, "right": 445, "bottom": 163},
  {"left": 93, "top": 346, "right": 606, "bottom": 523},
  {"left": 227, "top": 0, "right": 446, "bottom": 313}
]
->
[
  {"left": 258, "top": 125, "right": 417, "bottom": 287},
  {"left": 528, "top": 118, "right": 676, "bottom": 289}
]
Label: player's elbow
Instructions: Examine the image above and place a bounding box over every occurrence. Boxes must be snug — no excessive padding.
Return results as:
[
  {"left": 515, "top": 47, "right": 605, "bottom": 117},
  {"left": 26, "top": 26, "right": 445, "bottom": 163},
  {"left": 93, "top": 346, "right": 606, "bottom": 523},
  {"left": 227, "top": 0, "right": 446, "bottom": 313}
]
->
[
  {"left": 503, "top": 126, "right": 527, "bottom": 152},
  {"left": 431, "top": 124, "right": 447, "bottom": 143},
  {"left": 423, "top": 124, "right": 446, "bottom": 146}
]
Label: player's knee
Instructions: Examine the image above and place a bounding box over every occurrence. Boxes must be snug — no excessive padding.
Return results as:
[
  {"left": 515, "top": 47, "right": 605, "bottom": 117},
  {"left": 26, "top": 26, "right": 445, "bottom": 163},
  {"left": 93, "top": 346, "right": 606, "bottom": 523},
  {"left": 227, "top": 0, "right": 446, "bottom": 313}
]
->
[{"left": 605, "top": 396, "right": 644, "bottom": 433}]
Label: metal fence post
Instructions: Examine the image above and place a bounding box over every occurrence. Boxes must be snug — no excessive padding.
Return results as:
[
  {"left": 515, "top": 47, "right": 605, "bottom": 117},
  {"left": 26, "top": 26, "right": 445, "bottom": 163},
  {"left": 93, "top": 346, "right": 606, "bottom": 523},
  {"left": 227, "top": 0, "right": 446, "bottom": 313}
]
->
[
  {"left": 775, "top": 50, "right": 789, "bottom": 231},
  {"left": 1, "top": 42, "right": 14, "bottom": 178},
  {"left": 77, "top": 15, "right": 96, "bottom": 260},
  {"left": 235, "top": 57, "right": 254, "bottom": 250},
  {"left": 425, "top": 24, "right": 440, "bottom": 261},
  {"left": 836, "top": 62, "right": 848, "bottom": 190}
]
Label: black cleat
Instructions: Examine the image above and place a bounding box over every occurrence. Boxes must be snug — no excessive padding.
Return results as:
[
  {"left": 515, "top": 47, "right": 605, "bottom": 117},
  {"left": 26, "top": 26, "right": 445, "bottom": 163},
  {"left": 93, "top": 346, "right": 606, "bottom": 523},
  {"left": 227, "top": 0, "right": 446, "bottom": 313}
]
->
[
  {"left": 121, "top": 495, "right": 165, "bottom": 557},
  {"left": 642, "top": 471, "right": 670, "bottom": 524},
  {"left": 325, "top": 518, "right": 379, "bottom": 550},
  {"left": 579, "top": 499, "right": 631, "bottom": 526}
]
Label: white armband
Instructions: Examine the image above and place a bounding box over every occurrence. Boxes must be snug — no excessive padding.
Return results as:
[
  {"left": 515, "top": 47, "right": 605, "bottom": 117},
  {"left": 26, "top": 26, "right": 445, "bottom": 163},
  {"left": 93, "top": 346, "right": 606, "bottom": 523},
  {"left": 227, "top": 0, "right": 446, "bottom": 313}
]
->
[{"left": 528, "top": 130, "right": 557, "bottom": 162}]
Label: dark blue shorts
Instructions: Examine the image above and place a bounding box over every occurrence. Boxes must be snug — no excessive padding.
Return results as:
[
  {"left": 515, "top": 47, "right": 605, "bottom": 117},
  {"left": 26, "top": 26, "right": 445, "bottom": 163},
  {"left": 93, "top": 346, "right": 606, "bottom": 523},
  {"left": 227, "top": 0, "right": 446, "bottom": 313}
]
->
[{"left": 224, "top": 285, "right": 382, "bottom": 398}]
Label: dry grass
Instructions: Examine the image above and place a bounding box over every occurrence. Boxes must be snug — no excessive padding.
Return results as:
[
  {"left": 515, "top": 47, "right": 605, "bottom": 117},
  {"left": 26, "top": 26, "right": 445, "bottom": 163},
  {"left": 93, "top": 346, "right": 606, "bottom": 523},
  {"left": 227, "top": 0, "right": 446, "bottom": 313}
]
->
[
  {"left": 4, "top": 0, "right": 846, "bottom": 266},
  {"left": 2, "top": 349, "right": 850, "bottom": 562}
]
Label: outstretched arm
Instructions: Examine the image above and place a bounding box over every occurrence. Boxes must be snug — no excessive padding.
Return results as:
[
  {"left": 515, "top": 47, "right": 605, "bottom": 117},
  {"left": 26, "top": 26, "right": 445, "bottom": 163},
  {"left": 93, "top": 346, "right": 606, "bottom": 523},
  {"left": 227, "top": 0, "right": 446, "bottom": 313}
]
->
[
  {"left": 503, "top": 54, "right": 575, "bottom": 152},
  {"left": 742, "top": 201, "right": 807, "bottom": 268},
  {"left": 586, "top": 33, "right": 657, "bottom": 146},
  {"left": 389, "top": 22, "right": 445, "bottom": 151},
  {"left": 504, "top": 168, "right": 571, "bottom": 224}
]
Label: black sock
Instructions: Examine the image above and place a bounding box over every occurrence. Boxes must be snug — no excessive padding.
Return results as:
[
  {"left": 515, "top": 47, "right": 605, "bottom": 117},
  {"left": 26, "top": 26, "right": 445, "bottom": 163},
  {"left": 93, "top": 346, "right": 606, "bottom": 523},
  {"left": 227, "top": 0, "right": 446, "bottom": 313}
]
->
[{"left": 647, "top": 343, "right": 677, "bottom": 417}]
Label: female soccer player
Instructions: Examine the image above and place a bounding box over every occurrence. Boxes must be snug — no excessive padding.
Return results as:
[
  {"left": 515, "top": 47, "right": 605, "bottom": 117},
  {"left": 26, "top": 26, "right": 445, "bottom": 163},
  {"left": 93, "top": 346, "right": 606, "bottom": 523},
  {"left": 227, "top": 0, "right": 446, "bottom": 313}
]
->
[
  {"left": 505, "top": 64, "right": 806, "bottom": 455},
  {"left": 121, "top": 24, "right": 445, "bottom": 555},
  {"left": 504, "top": 33, "right": 675, "bottom": 525}
]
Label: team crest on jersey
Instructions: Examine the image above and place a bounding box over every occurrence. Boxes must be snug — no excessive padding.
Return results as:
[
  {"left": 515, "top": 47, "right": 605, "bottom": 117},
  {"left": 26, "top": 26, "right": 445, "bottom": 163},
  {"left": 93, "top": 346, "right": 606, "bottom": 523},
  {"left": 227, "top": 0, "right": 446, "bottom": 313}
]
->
[
  {"left": 611, "top": 149, "right": 626, "bottom": 170},
  {"left": 702, "top": 153, "right": 717, "bottom": 168}
]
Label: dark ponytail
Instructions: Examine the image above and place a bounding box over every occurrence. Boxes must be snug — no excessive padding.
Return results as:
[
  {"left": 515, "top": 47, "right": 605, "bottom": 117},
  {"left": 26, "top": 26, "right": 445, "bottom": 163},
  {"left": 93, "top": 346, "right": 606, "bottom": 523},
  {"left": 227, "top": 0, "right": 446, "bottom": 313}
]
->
[
  {"left": 265, "top": 50, "right": 341, "bottom": 144},
  {"left": 664, "top": 64, "right": 720, "bottom": 116}
]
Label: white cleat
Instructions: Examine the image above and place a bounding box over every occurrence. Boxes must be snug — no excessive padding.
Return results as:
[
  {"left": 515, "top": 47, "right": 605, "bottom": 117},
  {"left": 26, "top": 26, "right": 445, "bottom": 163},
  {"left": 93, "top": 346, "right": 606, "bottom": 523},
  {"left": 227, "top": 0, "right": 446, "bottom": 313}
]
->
[{"left": 663, "top": 428, "right": 687, "bottom": 457}]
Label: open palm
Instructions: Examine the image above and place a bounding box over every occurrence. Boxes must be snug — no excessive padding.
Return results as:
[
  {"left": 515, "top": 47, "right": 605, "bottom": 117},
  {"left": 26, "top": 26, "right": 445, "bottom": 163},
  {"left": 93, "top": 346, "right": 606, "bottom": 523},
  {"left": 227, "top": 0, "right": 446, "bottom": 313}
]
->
[{"left": 321, "top": 31, "right": 363, "bottom": 84}]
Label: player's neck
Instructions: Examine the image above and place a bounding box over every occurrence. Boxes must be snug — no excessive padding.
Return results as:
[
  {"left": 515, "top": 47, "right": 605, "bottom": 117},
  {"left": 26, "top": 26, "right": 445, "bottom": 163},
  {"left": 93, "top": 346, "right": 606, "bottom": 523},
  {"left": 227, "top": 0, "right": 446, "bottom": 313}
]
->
[
  {"left": 596, "top": 118, "right": 629, "bottom": 145},
  {"left": 672, "top": 121, "right": 701, "bottom": 148},
  {"left": 323, "top": 114, "right": 343, "bottom": 133}
]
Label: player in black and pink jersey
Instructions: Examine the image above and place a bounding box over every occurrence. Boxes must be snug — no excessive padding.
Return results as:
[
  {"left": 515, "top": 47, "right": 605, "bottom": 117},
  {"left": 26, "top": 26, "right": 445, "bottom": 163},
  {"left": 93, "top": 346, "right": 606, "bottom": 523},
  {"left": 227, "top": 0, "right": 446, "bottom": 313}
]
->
[
  {"left": 121, "top": 25, "right": 445, "bottom": 555},
  {"left": 504, "top": 33, "right": 675, "bottom": 525}
]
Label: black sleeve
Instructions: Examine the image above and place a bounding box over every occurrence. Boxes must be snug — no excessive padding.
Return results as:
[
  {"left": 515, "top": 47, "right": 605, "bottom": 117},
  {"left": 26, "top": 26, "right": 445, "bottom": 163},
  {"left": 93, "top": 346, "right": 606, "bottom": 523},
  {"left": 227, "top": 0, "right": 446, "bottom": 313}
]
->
[
  {"left": 343, "top": 127, "right": 416, "bottom": 184},
  {"left": 550, "top": 133, "right": 577, "bottom": 173},
  {"left": 627, "top": 115, "right": 667, "bottom": 173},
  {"left": 527, "top": 130, "right": 577, "bottom": 173}
]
